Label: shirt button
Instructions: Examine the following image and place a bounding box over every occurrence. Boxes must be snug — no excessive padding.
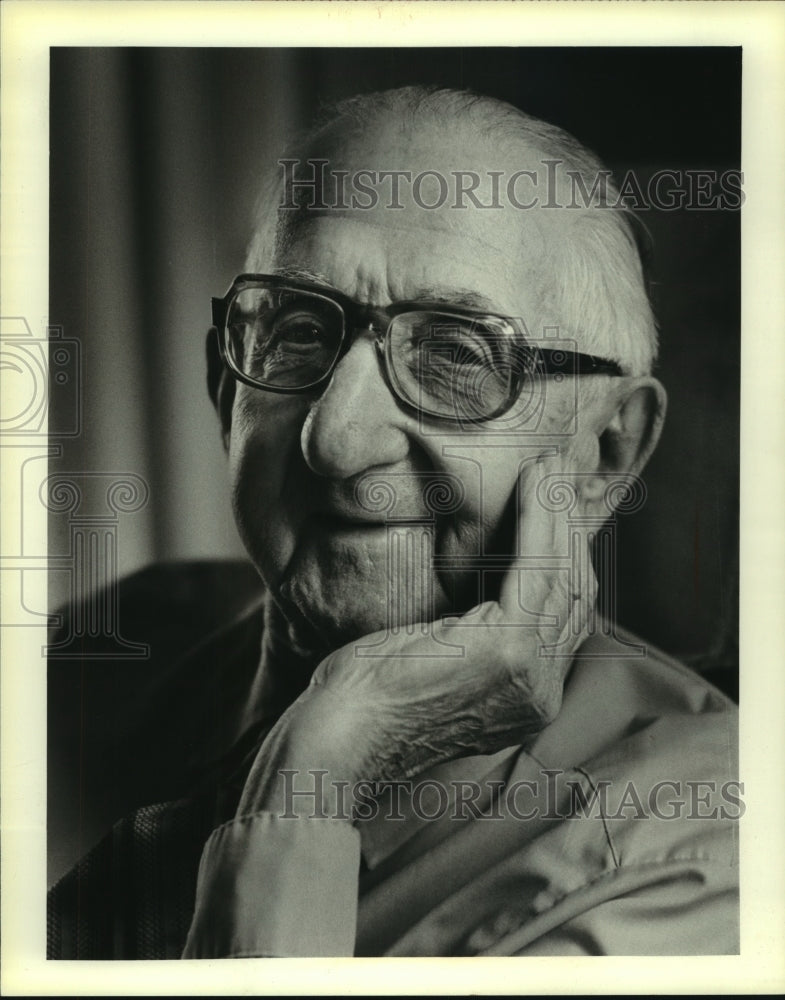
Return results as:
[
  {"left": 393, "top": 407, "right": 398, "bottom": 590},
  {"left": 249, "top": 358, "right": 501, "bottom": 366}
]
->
[
  {"left": 531, "top": 890, "right": 555, "bottom": 914},
  {"left": 465, "top": 909, "right": 524, "bottom": 954}
]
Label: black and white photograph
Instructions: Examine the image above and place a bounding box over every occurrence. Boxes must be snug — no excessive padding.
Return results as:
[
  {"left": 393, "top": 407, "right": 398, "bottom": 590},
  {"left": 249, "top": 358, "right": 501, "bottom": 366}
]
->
[{"left": 2, "top": 1, "right": 784, "bottom": 994}]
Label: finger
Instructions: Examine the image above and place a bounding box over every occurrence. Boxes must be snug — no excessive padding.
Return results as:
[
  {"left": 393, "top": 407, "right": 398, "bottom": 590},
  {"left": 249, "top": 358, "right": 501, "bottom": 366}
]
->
[
  {"left": 539, "top": 487, "right": 600, "bottom": 653},
  {"left": 498, "top": 448, "right": 565, "bottom": 626},
  {"left": 569, "top": 527, "right": 599, "bottom": 642},
  {"left": 543, "top": 523, "right": 598, "bottom": 653}
]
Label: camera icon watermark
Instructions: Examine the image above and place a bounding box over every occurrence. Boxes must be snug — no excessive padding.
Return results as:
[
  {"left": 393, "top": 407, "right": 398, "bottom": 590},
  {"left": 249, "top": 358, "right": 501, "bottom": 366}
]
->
[{"left": 0, "top": 317, "right": 81, "bottom": 437}]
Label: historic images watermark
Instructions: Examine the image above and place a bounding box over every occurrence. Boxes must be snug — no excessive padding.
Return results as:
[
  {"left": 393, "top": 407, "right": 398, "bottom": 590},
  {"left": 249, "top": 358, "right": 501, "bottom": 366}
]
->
[
  {"left": 276, "top": 768, "right": 746, "bottom": 823},
  {"left": 279, "top": 159, "right": 745, "bottom": 213}
]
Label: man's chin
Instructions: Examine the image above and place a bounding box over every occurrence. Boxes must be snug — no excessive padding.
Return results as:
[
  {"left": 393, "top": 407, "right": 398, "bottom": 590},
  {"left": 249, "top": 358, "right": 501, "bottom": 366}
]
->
[
  {"left": 275, "top": 586, "right": 389, "bottom": 656},
  {"left": 276, "top": 566, "right": 447, "bottom": 656},
  {"left": 271, "top": 529, "right": 423, "bottom": 649}
]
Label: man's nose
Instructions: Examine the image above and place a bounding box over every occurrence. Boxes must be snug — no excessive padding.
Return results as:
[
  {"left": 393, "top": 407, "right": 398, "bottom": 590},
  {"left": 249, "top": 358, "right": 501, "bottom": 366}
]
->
[{"left": 300, "top": 334, "right": 411, "bottom": 480}]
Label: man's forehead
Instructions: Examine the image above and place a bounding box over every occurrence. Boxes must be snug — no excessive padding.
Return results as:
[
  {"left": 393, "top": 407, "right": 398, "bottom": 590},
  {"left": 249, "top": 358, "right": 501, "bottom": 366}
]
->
[
  {"left": 258, "top": 113, "right": 586, "bottom": 319},
  {"left": 272, "top": 214, "right": 548, "bottom": 315},
  {"left": 286, "top": 116, "right": 558, "bottom": 218},
  {"left": 278, "top": 204, "right": 535, "bottom": 262},
  {"left": 270, "top": 163, "right": 567, "bottom": 310},
  {"left": 272, "top": 258, "right": 509, "bottom": 315},
  {"left": 274, "top": 115, "right": 578, "bottom": 245}
]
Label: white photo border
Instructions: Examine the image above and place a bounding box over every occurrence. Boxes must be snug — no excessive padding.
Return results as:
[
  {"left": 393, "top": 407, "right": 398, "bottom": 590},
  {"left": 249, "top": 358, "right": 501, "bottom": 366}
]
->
[{"left": 1, "top": 1, "right": 784, "bottom": 994}]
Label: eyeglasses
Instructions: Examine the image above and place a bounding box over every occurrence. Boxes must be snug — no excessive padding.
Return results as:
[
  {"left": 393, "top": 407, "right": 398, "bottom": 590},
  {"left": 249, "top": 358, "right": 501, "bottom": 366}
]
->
[{"left": 211, "top": 274, "right": 624, "bottom": 424}]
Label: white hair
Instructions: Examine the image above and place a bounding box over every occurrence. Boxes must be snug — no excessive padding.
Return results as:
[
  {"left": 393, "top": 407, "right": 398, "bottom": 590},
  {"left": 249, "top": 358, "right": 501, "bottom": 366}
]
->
[{"left": 247, "top": 85, "right": 658, "bottom": 376}]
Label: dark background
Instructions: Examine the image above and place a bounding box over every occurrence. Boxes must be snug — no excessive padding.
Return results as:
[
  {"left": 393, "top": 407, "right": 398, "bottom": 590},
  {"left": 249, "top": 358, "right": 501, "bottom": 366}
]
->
[{"left": 50, "top": 47, "right": 740, "bottom": 678}]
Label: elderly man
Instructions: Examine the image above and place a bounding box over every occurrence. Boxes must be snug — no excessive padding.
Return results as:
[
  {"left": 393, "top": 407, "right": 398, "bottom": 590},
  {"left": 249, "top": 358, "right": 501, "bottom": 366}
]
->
[{"left": 48, "top": 86, "right": 738, "bottom": 959}]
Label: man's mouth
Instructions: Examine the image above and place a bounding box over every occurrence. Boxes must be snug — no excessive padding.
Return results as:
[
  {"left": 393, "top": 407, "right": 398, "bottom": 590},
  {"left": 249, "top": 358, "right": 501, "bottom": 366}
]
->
[
  {"left": 314, "top": 511, "right": 388, "bottom": 530},
  {"left": 314, "top": 491, "right": 433, "bottom": 526},
  {"left": 312, "top": 510, "right": 433, "bottom": 532}
]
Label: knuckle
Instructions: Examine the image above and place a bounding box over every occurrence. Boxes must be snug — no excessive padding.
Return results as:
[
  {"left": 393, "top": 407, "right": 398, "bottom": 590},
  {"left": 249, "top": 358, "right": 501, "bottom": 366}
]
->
[
  {"left": 503, "top": 656, "right": 563, "bottom": 728},
  {"left": 535, "top": 681, "right": 563, "bottom": 725}
]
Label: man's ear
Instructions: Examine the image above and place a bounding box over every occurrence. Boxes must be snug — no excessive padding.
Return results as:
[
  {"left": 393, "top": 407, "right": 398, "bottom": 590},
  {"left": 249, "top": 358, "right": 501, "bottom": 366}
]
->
[
  {"left": 581, "top": 376, "right": 667, "bottom": 514},
  {"left": 599, "top": 376, "right": 667, "bottom": 475},
  {"left": 206, "top": 327, "right": 235, "bottom": 450}
]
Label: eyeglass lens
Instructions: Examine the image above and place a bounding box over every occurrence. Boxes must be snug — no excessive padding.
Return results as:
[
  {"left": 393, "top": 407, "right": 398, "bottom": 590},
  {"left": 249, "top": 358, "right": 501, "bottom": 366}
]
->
[
  {"left": 225, "top": 284, "right": 528, "bottom": 419},
  {"left": 227, "top": 286, "right": 344, "bottom": 389}
]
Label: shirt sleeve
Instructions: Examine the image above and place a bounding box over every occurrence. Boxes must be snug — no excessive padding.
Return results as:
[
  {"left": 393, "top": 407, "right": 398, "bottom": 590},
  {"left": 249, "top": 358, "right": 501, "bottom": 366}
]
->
[{"left": 181, "top": 812, "right": 362, "bottom": 958}]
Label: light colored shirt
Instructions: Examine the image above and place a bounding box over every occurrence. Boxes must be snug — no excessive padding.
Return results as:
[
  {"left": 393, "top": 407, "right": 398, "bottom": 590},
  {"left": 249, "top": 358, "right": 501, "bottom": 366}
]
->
[{"left": 183, "top": 629, "right": 739, "bottom": 957}]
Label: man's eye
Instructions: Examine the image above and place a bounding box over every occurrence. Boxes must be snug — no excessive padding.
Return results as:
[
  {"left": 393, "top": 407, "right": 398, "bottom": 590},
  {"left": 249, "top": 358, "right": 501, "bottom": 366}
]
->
[
  {"left": 406, "top": 324, "right": 495, "bottom": 369},
  {"left": 273, "top": 313, "right": 328, "bottom": 348},
  {"left": 447, "top": 338, "right": 493, "bottom": 368}
]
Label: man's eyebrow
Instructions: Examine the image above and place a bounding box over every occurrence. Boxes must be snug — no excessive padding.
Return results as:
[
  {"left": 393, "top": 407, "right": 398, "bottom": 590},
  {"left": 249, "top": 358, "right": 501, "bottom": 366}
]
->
[
  {"left": 407, "top": 287, "right": 502, "bottom": 312},
  {"left": 270, "top": 271, "right": 503, "bottom": 313},
  {"left": 271, "top": 265, "right": 337, "bottom": 287}
]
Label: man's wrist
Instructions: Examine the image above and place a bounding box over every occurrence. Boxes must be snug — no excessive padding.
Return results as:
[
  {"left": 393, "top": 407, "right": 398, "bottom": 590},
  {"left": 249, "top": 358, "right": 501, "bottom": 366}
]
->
[{"left": 237, "top": 685, "right": 372, "bottom": 820}]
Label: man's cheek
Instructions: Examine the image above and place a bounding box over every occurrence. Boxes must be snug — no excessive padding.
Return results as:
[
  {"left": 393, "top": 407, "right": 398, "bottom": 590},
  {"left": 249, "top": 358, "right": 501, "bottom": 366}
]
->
[
  {"left": 230, "top": 389, "right": 306, "bottom": 459},
  {"left": 229, "top": 452, "right": 294, "bottom": 587},
  {"left": 228, "top": 400, "right": 294, "bottom": 518}
]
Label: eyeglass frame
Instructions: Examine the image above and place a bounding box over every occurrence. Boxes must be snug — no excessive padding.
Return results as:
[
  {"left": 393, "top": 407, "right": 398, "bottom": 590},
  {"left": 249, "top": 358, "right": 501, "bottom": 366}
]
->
[{"left": 211, "top": 273, "right": 625, "bottom": 424}]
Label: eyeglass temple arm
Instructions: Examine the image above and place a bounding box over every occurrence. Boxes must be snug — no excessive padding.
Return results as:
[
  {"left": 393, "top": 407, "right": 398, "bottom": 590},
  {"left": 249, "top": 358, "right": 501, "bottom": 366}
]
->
[
  {"left": 211, "top": 297, "right": 227, "bottom": 330},
  {"left": 533, "top": 348, "right": 624, "bottom": 377}
]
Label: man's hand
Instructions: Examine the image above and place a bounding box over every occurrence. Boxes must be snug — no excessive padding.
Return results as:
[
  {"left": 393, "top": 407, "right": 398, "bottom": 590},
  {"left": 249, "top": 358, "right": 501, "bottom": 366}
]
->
[{"left": 237, "top": 452, "right": 597, "bottom": 819}]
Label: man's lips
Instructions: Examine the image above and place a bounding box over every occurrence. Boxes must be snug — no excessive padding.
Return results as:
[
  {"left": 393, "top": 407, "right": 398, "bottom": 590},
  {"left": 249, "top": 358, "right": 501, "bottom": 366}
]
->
[
  {"left": 312, "top": 509, "right": 432, "bottom": 528},
  {"left": 311, "top": 489, "right": 431, "bottom": 526},
  {"left": 288, "top": 466, "right": 452, "bottom": 528},
  {"left": 314, "top": 510, "right": 387, "bottom": 529}
]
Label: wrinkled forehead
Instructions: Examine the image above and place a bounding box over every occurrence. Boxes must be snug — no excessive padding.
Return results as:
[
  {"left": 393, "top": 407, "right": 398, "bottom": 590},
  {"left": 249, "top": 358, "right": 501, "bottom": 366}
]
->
[{"left": 268, "top": 117, "right": 576, "bottom": 306}]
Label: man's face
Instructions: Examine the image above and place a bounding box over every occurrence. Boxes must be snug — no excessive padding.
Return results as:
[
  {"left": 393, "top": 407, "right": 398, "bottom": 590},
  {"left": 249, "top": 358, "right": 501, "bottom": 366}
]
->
[{"left": 225, "top": 121, "right": 609, "bottom": 650}]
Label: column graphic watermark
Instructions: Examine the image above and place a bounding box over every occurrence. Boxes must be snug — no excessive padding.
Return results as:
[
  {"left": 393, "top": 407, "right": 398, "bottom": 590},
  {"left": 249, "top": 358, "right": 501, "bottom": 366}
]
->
[{"left": 1, "top": 316, "right": 150, "bottom": 658}]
